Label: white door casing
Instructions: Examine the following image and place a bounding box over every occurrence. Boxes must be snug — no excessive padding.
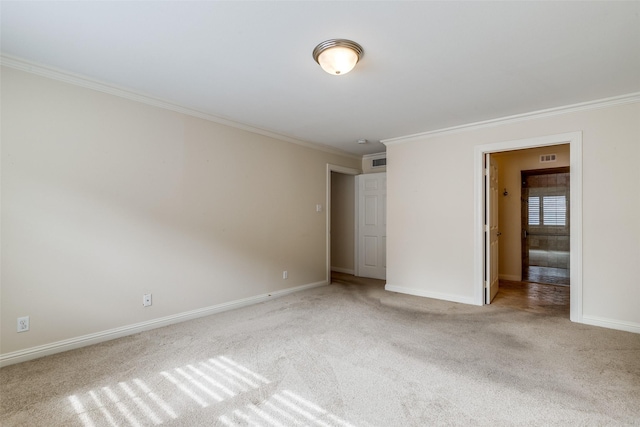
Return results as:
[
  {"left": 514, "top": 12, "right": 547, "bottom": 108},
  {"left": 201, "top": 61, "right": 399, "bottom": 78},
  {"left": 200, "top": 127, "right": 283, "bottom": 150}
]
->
[
  {"left": 473, "top": 131, "right": 582, "bottom": 324},
  {"left": 485, "top": 154, "right": 499, "bottom": 303},
  {"left": 356, "top": 173, "right": 387, "bottom": 280}
]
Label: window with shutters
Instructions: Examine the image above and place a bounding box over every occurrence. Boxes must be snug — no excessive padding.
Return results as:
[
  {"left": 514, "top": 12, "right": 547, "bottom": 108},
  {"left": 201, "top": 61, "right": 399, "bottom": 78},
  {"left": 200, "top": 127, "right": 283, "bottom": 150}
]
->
[{"left": 528, "top": 195, "right": 566, "bottom": 226}]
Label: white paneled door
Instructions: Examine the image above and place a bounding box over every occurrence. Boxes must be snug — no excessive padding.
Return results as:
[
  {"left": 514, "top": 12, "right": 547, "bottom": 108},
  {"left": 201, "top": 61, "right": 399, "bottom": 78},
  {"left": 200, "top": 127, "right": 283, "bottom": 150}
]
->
[
  {"left": 356, "top": 173, "right": 386, "bottom": 280},
  {"left": 485, "top": 154, "right": 499, "bottom": 303}
]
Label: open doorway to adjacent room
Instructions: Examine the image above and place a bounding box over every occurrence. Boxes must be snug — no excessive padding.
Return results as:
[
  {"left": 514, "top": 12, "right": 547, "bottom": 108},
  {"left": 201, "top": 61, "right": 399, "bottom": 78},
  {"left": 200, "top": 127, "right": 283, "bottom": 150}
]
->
[
  {"left": 521, "top": 166, "right": 570, "bottom": 286},
  {"left": 476, "top": 132, "right": 582, "bottom": 322},
  {"left": 492, "top": 147, "right": 571, "bottom": 315},
  {"left": 326, "top": 165, "right": 359, "bottom": 282}
]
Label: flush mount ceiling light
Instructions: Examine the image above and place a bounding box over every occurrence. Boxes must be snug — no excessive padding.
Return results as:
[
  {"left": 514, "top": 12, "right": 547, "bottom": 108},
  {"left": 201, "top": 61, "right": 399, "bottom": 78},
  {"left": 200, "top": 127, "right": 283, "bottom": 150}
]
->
[{"left": 313, "top": 39, "right": 364, "bottom": 75}]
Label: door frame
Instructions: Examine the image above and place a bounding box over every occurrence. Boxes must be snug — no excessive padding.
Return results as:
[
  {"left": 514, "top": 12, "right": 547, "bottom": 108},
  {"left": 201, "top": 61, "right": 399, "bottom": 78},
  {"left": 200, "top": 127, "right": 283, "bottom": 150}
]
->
[
  {"left": 326, "top": 164, "right": 361, "bottom": 284},
  {"left": 473, "top": 131, "right": 583, "bottom": 322},
  {"left": 521, "top": 166, "right": 571, "bottom": 283}
]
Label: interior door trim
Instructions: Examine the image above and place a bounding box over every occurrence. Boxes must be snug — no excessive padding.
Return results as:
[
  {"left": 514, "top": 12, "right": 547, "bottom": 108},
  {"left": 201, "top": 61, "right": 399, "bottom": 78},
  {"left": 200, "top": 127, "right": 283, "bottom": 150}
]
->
[
  {"left": 474, "top": 131, "right": 583, "bottom": 323},
  {"left": 521, "top": 166, "right": 571, "bottom": 284}
]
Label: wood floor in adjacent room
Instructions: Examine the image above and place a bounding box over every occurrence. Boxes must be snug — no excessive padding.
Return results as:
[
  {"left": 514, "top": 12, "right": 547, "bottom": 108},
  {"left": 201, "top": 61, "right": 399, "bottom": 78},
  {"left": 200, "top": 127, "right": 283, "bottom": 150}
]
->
[
  {"left": 332, "top": 271, "right": 571, "bottom": 317},
  {"left": 492, "top": 280, "right": 570, "bottom": 317}
]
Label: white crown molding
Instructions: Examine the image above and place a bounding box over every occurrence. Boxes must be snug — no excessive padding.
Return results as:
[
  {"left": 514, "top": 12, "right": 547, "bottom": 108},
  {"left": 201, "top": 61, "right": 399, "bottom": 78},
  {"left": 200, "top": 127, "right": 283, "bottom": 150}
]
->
[
  {"left": 0, "top": 54, "right": 360, "bottom": 161},
  {"left": 382, "top": 92, "right": 640, "bottom": 146},
  {"left": 0, "top": 279, "right": 327, "bottom": 367}
]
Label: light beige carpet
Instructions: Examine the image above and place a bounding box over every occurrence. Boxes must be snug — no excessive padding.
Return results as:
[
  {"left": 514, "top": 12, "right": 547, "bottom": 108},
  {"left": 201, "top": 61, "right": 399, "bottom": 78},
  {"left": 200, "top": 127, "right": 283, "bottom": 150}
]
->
[{"left": 1, "top": 278, "right": 639, "bottom": 426}]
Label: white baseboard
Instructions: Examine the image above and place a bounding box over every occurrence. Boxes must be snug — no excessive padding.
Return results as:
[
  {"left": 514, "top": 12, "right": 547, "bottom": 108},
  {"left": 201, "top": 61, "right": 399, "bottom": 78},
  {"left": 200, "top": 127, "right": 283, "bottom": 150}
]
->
[
  {"left": 385, "top": 284, "right": 478, "bottom": 306},
  {"left": 331, "top": 267, "right": 355, "bottom": 275},
  {"left": 499, "top": 274, "right": 521, "bottom": 281},
  {"left": 0, "top": 280, "right": 327, "bottom": 367},
  {"left": 581, "top": 315, "right": 640, "bottom": 334}
]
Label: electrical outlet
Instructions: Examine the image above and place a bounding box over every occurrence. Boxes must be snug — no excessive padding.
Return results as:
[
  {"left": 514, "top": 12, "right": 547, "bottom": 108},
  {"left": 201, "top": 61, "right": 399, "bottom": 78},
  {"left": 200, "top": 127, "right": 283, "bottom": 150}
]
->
[
  {"left": 17, "top": 316, "right": 29, "bottom": 333},
  {"left": 283, "top": 270, "right": 288, "bottom": 279},
  {"left": 143, "top": 294, "right": 152, "bottom": 307}
]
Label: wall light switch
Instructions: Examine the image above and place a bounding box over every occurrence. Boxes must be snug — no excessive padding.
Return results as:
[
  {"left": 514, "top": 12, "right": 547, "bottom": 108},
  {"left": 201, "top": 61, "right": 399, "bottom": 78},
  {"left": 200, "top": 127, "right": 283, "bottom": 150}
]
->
[{"left": 316, "top": 204, "right": 322, "bottom": 212}]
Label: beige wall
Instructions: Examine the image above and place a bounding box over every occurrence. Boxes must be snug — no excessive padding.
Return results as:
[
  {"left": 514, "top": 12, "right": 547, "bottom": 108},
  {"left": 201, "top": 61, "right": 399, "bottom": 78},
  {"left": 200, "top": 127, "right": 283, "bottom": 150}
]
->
[
  {"left": 362, "top": 153, "right": 387, "bottom": 174},
  {"left": 386, "top": 100, "right": 640, "bottom": 331},
  {"left": 493, "top": 145, "right": 570, "bottom": 280},
  {"left": 0, "top": 67, "right": 360, "bottom": 357},
  {"left": 330, "top": 172, "right": 355, "bottom": 273}
]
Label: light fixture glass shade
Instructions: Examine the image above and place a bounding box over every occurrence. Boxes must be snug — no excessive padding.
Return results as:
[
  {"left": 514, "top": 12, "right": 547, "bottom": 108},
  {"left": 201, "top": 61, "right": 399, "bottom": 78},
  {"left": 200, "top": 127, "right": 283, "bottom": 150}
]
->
[
  {"left": 313, "top": 39, "right": 363, "bottom": 76},
  {"left": 318, "top": 46, "right": 359, "bottom": 75}
]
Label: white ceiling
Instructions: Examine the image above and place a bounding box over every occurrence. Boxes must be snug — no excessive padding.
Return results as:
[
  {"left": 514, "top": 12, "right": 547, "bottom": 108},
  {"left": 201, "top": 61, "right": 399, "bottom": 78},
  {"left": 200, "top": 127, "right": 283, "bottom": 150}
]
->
[{"left": 2, "top": 1, "right": 639, "bottom": 156}]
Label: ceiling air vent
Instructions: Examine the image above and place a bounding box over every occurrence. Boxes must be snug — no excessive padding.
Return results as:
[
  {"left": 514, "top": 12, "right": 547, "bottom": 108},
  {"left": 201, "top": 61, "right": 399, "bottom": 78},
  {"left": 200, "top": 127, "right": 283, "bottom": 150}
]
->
[
  {"left": 372, "top": 158, "right": 387, "bottom": 168},
  {"left": 540, "top": 154, "right": 557, "bottom": 163}
]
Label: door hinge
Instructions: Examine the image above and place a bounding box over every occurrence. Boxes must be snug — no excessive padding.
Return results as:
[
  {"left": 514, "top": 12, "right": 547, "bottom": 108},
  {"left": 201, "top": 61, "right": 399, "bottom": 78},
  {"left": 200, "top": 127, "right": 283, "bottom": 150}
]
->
[
  {"left": 484, "top": 224, "right": 489, "bottom": 232},
  {"left": 484, "top": 280, "right": 489, "bottom": 289}
]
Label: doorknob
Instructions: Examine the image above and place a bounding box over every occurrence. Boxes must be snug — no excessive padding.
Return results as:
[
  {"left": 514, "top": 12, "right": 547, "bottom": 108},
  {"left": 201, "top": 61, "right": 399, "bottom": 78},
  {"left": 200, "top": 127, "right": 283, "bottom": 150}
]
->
[{"left": 497, "top": 232, "right": 502, "bottom": 237}]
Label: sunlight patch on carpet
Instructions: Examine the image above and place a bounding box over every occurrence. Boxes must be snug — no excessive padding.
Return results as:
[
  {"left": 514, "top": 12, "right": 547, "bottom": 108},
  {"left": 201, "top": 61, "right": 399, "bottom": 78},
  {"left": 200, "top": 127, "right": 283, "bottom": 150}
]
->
[{"left": 67, "top": 356, "right": 355, "bottom": 426}]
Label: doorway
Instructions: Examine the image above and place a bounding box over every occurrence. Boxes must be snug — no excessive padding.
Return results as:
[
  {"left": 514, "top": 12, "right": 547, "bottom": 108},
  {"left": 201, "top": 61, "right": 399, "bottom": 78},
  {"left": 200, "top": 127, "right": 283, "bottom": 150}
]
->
[
  {"left": 326, "top": 165, "right": 360, "bottom": 283},
  {"left": 474, "top": 132, "right": 583, "bottom": 323},
  {"left": 521, "top": 167, "right": 570, "bottom": 286}
]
